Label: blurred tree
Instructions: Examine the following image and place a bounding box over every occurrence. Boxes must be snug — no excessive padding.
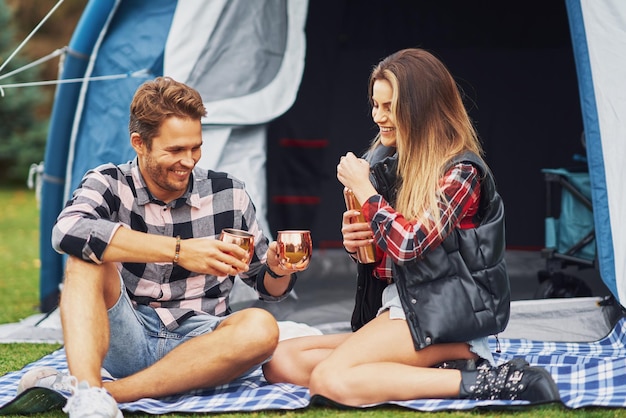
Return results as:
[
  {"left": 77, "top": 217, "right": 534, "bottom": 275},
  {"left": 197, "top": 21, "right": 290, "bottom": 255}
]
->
[
  {"left": 7, "top": 0, "right": 85, "bottom": 85},
  {"left": 0, "top": 0, "right": 48, "bottom": 185}
]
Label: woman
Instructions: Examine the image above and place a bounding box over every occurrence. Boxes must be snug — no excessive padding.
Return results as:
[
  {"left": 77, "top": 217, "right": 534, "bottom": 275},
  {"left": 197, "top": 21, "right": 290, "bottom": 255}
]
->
[{"left": 262, "top": 48, "right": 560, "bottom": 406}]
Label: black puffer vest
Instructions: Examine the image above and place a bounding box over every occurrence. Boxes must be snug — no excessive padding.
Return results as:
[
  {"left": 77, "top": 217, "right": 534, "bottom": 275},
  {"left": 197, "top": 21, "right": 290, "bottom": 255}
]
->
[{"left": 371, "top": 151, "right": 510, "bottom": 350}]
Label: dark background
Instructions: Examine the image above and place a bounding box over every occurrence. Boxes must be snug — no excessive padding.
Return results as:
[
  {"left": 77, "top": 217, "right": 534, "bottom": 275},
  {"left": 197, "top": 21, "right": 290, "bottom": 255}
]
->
[{"left": 267, "top": 0, "right": 584, "bottom": 250}]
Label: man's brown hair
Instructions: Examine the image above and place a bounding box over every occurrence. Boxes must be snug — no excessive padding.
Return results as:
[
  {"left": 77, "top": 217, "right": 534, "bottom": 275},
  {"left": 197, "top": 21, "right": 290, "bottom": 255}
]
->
[{"left": 129, "top": 77, "right": 207, "bottom": 149}]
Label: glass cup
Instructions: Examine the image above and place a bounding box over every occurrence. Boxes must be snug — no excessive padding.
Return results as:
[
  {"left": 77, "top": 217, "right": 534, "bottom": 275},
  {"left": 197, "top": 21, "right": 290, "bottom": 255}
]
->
[
  {"left": 219, "top": 228, "right": 255, "bottom": 265},
  {"left": 276, "top": 230, "right": 312, "bottom": 271}
]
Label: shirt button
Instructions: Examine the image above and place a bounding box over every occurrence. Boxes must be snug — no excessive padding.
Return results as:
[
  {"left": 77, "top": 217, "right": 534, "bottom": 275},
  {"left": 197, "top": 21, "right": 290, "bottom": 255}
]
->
[{"left": 411, "top": 298, "right": 417, "bottom": 304}]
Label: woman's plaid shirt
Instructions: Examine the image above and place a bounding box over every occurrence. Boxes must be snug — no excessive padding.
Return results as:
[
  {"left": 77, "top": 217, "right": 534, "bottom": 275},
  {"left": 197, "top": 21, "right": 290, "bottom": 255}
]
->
[{"left": 361, "top": 162, "right": 481, "bottom": 281}]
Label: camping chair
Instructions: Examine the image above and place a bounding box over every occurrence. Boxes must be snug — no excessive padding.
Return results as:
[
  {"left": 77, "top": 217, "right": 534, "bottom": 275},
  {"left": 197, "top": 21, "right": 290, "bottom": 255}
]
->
[{"left": 535, "top": 164, "right": 597, "bottom": 298}]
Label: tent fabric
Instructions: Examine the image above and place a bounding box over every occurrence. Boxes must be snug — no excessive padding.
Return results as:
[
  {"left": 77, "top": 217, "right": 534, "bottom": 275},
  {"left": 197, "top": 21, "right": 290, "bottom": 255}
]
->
[
  {"left": 566, "top": 0, "right": 626, "bottom": 302},
  {"left": 4, "top": 317, "right": 626, "bottom": 413},
  {"left": 166, "top": 0, "right": 308, "bottom": 237},
  {"left": 37, "top": 0, "right": 118, "bottom": 312},
  {"left": 66, "top": 0, "right": 173, "bottom": 198},
  {"left": 165, "top": 0, "right": 307, "bottom": 125}
]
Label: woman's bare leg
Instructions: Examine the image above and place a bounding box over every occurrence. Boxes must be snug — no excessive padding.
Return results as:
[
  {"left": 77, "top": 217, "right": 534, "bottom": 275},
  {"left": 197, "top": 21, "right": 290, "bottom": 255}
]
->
[
  {"left": 263, "top": 333, "right": 350, "bottom": 386},
  {"left": 308, "top": 312, "right": 476, "bottom": 406}
]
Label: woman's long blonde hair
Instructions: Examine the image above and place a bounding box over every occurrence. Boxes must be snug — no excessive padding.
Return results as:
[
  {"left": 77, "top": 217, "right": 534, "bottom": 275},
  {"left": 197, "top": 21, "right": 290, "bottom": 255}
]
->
[{"left": 367, "top": 48, "right": 484, "bottom": 231}]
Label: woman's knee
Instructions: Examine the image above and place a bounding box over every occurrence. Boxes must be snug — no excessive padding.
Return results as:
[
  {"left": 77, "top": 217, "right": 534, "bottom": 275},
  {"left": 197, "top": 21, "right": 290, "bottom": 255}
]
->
[
  {"left": 309, "top": 360, "right": 349, "bottom": 401},
  {"left": 262, "top": 340, "right": 300, "bottom": 384},
  {"left": 262, "top": 353, "right": 289, "bottom": 384}
]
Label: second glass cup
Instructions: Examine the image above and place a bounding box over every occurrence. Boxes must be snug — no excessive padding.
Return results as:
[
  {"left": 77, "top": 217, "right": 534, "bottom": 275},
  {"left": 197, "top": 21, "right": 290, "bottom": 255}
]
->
[{"left": 276, "top": 230, "right": 312, "bottom": 271}]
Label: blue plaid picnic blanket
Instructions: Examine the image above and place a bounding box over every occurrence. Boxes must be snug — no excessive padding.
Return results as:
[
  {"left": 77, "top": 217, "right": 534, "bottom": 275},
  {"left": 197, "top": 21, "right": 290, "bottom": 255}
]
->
[{"left": 2, "top": 317, "right": 626, "bottom": 414}]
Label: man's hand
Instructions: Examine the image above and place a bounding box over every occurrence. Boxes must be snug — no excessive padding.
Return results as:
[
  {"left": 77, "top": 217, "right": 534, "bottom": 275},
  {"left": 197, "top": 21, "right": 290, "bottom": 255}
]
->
[
  {"left": 178, "top": 238, "right": 250, "bottom": 276},
  {"left": 265, "top": 241, "right": 302, "bottom": 276},
  {"left": 261, "top": 241, "right": 301, "bottom": 297},
  {"left": 104, "top": 227, "right": 250, "bottom": 276}
]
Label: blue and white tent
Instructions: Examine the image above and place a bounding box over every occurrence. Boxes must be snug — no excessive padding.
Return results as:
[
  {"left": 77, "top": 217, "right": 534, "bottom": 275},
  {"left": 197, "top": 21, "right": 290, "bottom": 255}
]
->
[{"left": 566, "top": 0, "right": 626, "bottom": 303}]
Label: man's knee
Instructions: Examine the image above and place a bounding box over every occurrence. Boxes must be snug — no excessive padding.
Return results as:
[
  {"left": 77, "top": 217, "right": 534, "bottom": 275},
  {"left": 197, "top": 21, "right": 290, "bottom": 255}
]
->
[
  {"left": 65, "top": 256, "right": 112, "bottom": 279},
  {"left": 63, "top": 256, "right": 121, "bottom": 306},
  {"left": 222, "top": 308, "right": 279, "bottom": 354}
]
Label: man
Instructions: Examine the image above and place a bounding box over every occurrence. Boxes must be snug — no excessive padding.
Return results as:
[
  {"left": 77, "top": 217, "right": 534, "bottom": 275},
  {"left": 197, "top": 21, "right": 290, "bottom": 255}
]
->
[{"left": 19, "top": 77, "right": 300, "bottom": 418}]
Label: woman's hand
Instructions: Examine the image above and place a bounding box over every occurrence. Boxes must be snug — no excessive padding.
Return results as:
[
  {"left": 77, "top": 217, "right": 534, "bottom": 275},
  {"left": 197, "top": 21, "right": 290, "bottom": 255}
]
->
[
  {"left": 337, "top": 152, "right": 370, "bottom": 188},
  {"left": 337, "top": 152, "right": 378, "bottom": 204},
  {"left": 341, "top": 209, "right": 374, "bottom": 254}
]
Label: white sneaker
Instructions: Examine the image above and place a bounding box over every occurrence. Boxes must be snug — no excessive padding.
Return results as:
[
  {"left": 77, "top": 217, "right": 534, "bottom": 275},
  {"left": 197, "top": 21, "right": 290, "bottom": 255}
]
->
[
  {"left": 17, "top": 367, "right": 122, "bottom": 417},
  {"left": 17, "top": 366, "right": 76, "bottom": 395},
  {"left": 62, "top": 381, "right": 123, "bottom": 418},
  {"left": 17, "top": 367, "right": 115, "bottom": 395}
]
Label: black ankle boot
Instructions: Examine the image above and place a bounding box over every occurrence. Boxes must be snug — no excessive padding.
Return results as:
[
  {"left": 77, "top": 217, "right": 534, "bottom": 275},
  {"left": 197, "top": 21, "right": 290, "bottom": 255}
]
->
[{"left": 459, "top": 358, "right": 561, "bottom": 403}]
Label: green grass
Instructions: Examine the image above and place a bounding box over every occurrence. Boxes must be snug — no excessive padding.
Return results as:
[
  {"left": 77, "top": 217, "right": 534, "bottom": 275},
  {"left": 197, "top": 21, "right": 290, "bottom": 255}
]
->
[
  {"left": 0, "top": 189, "right": 46, "bottom": 324},
  {"left": 1, "top": 188, "right": 625, "bottom": 417}
]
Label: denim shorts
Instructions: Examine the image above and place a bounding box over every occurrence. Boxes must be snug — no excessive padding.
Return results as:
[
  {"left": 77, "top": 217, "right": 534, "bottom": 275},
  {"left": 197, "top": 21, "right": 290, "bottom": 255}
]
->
[
  {"left": 377, "top": 283, "right": 495, "bottom": 366},
  {"left": 103, "top": 277, "right": 227, "bottom": 378}
]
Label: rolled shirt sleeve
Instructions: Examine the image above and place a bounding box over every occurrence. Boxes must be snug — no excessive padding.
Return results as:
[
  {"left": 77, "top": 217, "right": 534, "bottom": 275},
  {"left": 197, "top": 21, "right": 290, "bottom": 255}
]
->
[{"left": 52, "top": 166, "right": 124, "bottom": 264}]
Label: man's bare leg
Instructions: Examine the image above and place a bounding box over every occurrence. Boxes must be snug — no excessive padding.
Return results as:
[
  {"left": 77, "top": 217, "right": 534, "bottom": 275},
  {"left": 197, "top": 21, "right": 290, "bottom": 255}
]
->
[
  {"left": 60, "top": 257, "right": 121, "bottom": 389},
  {"left": 105, "top": 308, "right": 278, "bottom": 402},
  {"left": 61, "top": 256, "right": 280, "bottom": 403}
]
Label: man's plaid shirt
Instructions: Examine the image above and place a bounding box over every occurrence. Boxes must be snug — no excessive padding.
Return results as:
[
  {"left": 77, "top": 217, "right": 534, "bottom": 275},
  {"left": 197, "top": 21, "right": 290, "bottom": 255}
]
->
[{"left": 52, "top": 158, "right": 293, "bottom": 330}]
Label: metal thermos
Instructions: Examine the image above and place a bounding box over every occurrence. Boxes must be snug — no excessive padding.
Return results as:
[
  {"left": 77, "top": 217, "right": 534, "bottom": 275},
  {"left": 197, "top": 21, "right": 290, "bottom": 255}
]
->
[{"left": 343, "top": 187, "right": 377, "bottom": 264}]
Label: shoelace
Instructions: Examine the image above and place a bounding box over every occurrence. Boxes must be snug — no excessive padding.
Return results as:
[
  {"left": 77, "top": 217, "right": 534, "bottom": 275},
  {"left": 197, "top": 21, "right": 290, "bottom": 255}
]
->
[{"left": 41, "top": 373, "right": 77, "bottom": 394}]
